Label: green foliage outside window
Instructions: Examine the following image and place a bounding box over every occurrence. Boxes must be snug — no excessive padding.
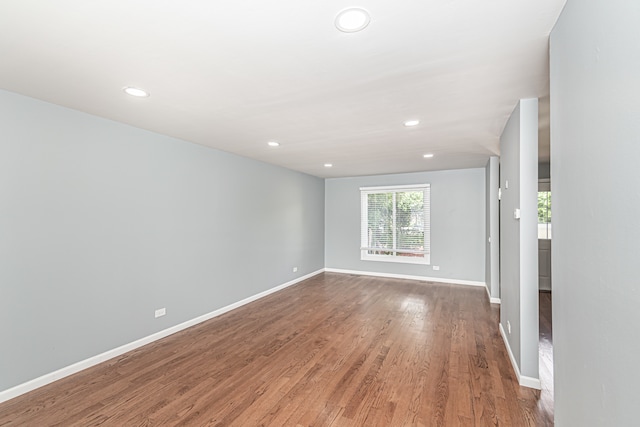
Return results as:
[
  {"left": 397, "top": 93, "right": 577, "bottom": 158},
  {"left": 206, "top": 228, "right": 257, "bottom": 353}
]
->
[
  {"left": 538, "top": 191, "right": 551, "bottom": 224},
  {"left": 367, "top": 191, "right": 424, "bottom": 255},
  {"left": 538, "top": 191, "right": 552, "bottom": 239}
]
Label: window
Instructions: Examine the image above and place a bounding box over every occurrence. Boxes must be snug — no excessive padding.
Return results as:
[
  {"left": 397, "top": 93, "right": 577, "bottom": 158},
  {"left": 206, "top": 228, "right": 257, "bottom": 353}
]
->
[
  {"left": 538, "top": 190, "right": 552, "bottom": 239},
  {"left": 360, "top": 184, "right": 430, "bottom": 264}
]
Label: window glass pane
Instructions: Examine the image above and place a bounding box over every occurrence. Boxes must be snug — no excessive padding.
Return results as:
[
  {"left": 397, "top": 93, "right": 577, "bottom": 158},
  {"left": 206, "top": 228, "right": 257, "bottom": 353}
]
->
[
  {"left": 396, "top": 191, "right": 424, "bottom": 256},
  {"left": 538, "top": 191, "right": 552, "bottom": 239},
  {"left": 367, "top": 193, "right": 393, "bottom": 254}
]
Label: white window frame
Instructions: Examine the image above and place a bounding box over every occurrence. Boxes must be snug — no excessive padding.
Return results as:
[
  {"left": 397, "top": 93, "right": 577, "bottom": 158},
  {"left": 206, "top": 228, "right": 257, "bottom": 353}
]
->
[
  {"left": 538, "top": 179, "right": 552, "bottom": 240},
  {"left": 360, "top": 184, "right": 430, "bottom": 265}
]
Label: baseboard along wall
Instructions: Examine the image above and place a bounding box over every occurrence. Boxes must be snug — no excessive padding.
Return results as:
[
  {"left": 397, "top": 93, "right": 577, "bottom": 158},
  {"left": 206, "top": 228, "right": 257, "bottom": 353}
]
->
[
  {"left": 0, "top": 269, "right": 324, "bottom": 404},
  {"left": 1, "top": 268, "right": 505, "bottom": 403},
  {"left": 499, "top": 323, "right": 542, "bottom": 390},
  {"left": 324, "top": 268, "right": 486, "bottom": 288}
]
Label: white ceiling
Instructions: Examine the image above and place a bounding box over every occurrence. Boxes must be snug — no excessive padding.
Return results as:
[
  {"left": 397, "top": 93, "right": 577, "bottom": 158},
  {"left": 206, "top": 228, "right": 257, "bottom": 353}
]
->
[{"left": 0, "top": 0, "right": 565, "bottom": 178}]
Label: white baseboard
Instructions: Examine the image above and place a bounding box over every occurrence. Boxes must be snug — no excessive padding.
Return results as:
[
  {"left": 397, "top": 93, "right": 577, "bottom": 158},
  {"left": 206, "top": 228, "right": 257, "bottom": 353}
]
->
[
  {"left": 484, "top": 284, "right": 501, "bottom": 304},
  {"left": 324, "top": 268, "right": 486, "bottom": 288},
  {"left": 0, "top": 269, "right": 324, "bottom": 404},
  {"left": 499, "top": 324, "right": 541, "bottom": 390}
]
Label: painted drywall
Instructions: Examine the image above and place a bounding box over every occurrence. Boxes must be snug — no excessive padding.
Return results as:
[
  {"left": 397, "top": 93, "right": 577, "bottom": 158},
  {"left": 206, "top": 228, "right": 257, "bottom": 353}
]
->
[
  {"left": 325, "top": 169, "right": 485, "bottom": 283},
  {"left": 0, "top": 89, "right": 325, "bottom": 393},
  {"left": 499, "top": 99, "right": 539, "bottom": 383},
  {"left": 550, "top": 1, "right": 640, "bottom": 424},
  {"left": 500, "top": 103, "right": 523, "bottom": 368},
  {"left": 485, "top": 156, "right": 500, "bottom": 301},
  {"left": 518, "top": 99, "right": 540, "bottom": 381}
]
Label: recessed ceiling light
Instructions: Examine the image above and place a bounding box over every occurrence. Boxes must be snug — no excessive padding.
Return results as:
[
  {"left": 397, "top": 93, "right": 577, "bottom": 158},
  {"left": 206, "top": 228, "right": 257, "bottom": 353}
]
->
[
  {"left": 324, "top": 163, "right": 333, "bottom": 168},
  {"left": 123, "top": 87, "right": 149, "bottom": 97},
  {"left": 335, "top": 8, "right": 370, "bottom": 33},
  {"left": 423, "top": 153, "right": 434, "bottom": 158},
  {"left": 404, "top": 120, "right": 420, "bottom": 127},
  {"left": 267, "top": 141, "right": 280, "bottom": 147}
]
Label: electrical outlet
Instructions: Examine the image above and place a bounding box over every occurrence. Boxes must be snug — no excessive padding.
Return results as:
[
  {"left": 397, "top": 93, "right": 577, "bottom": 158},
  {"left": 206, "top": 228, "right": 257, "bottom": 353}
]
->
[
  {"left": 293, "top": 267, "right": 298, "bottom": 272},
  {"left": 507, "top": 320, "right": 511, "bottom": 334},
  {"left": 155, "top": 308, "right": 166, "bottom": 318},
  {"left": 432, "top": 265, "right": 440, "bottom": 271}
]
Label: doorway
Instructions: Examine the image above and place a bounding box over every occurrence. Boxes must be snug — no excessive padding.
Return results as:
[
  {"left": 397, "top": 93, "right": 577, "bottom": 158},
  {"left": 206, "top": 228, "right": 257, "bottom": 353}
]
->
[
  {"left": 538, "top": 181, "right": 552, "bottom": 290},
  {"left": 538, "top": 176, "right": 553, "bottom": 410}
]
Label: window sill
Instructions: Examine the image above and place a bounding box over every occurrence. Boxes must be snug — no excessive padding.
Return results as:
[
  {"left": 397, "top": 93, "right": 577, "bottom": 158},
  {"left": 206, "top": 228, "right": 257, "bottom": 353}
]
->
[{"left": 361, "top": 254, "right": 430, "bottom": 265}]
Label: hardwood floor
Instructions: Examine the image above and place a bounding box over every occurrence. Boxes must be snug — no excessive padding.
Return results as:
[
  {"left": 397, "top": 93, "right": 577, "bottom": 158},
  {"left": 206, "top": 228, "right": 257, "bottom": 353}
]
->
[
  {"left": 538, "top": 291, "right": 554, "bottom": 419},
  {"left": 0, "top": 273, "right": 553, "bottom": 426}
]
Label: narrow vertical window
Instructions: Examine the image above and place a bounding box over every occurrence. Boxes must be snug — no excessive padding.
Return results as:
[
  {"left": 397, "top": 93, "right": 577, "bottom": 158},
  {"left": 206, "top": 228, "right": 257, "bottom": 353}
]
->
[{"left": 538, "top": 190, "right": 552, "bottom": 239}]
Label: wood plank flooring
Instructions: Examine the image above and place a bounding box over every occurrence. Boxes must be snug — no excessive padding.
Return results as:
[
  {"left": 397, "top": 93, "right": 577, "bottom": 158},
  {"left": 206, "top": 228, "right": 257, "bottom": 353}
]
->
[
  {"left": 0, "top": 273, "right": 553, "bottom": 426},
  {"left": 538, "top": 291, "right": 554, "bottom": 419}
]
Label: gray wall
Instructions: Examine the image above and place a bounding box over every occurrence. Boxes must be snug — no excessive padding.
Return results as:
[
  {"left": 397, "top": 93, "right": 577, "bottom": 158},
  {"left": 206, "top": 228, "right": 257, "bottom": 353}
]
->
[
  {"left": 325, "top": 169, "right": 485, "bottom": 283},
  {"left": 551, "top": 1, "right": 640, "bottom": 424},
  {"left": 499, "top": 99, "right": 539, "bottom": 381},
  {"left": 538, "top": 162, "right": 551, "bottom": 180},
  {"left": 485, "top": 156, "right": 500, "bottom": 300},
  {"left": 0, "top": 89, "right": 325, "bottom": 392}
]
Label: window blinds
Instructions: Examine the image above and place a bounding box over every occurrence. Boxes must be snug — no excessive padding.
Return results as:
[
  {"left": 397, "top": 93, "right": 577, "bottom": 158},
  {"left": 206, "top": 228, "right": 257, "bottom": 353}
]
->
[{"left": 360, "top": 184, "right": 430, "bottom": 262}]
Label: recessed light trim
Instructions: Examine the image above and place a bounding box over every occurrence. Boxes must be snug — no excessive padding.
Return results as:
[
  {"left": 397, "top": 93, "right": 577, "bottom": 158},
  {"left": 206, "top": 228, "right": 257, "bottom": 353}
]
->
[
  {"left": 335, "top": 8, "right": 370, "bottom": 33},
  {"left": 267, "top": 141, "right": 280, "bottom": 147},
  {"left": 404, "top": 119, "right": 420, "bottom": 127},
  {"left": 423, "top": 153, "right": 434, "bottom": 158},
  {"left": 123, "top": 87, "right": 149, "bottom": 97},
  {"left": 324, "top": 163, "right": 333, "bottom": 168}
]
